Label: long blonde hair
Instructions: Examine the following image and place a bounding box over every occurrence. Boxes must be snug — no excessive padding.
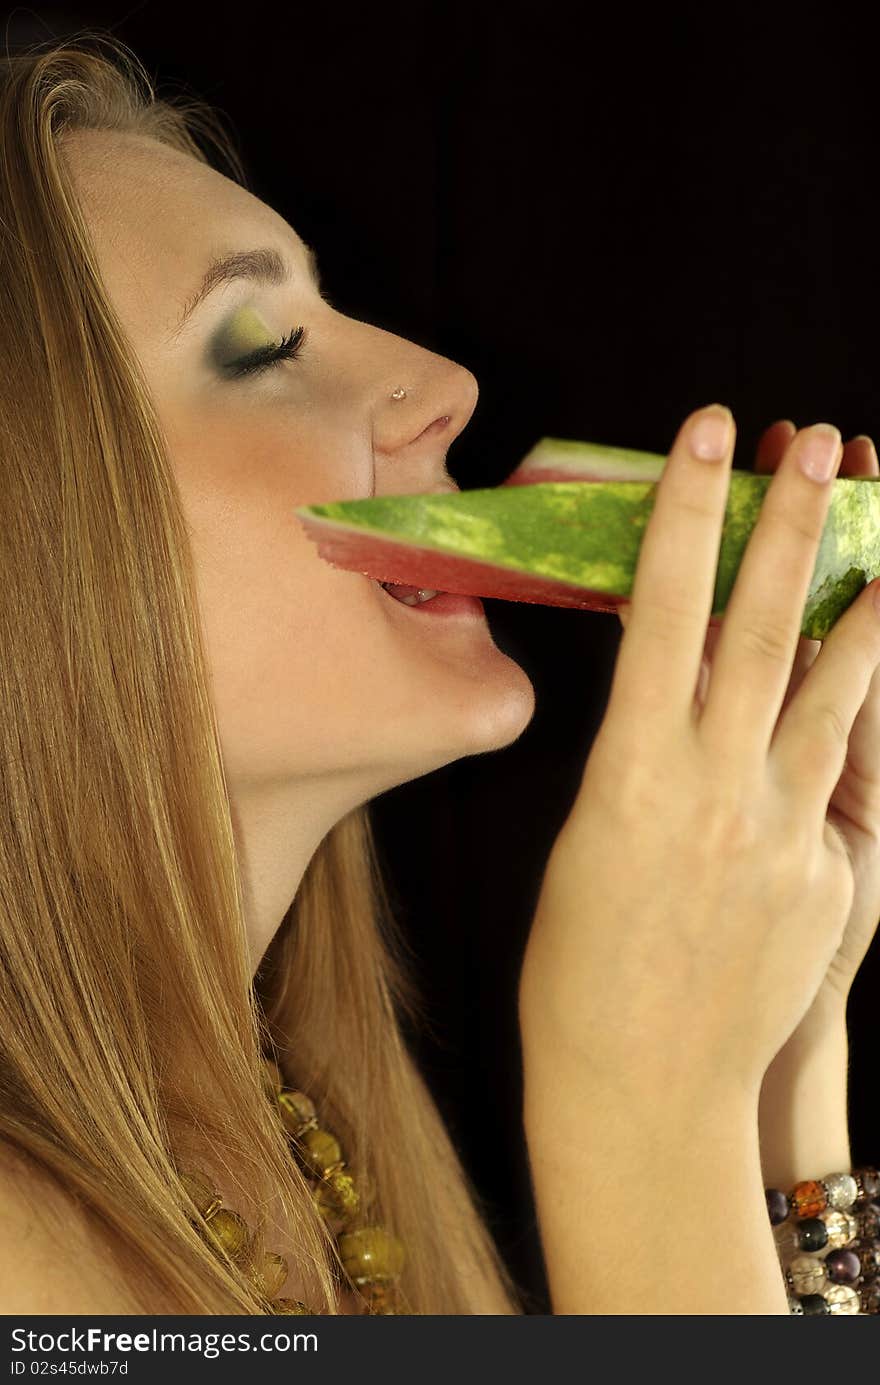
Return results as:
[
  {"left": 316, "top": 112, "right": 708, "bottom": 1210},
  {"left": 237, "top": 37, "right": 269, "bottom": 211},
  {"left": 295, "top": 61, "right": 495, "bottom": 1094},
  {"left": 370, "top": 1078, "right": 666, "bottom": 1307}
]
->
[{"left": 0, "top": 30, "right": 526, "bottom": 1314}]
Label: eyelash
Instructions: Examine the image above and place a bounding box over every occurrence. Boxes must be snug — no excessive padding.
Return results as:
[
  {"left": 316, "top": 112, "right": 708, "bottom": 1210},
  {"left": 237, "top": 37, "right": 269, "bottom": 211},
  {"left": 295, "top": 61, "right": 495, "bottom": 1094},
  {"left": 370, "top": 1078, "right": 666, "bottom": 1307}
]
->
[{"left": 226, "top": 324, "right": 308, "bottom": 379}]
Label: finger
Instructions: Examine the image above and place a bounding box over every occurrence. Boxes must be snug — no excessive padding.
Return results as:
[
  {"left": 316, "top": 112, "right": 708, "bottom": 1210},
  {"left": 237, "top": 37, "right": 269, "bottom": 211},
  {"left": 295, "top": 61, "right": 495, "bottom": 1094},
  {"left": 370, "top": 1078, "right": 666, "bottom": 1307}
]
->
[
  {"left": 699, "top": 627, "right": 820, "bottom": 725},
  {"left": 776, "top": 435, "right": 877, "bottom": 712},
  {"left": 754, "top": 426, "right": 880, "bottom": 478},
  {"left": 698, "top": 423, "right": 843, "bottom": 761},
  {"left": 840, "top": 434, "right": 880, "bottom": 478},
  {"left": 757, "top": 432, "right": 873, "bottom": 729},
  {"left": 777, "top": 636, "right": 820, "bottom": 717},
  {"left": 624, "top": 597, "right": 717, "bottom": 712},
  {"left": 755, "top": 419, "right": 796, "bottom": 473},
  {"left": 609, "top": 403, "right": 736, "bottom": 725},
  {"left": 770, "top": 577, "right": 880, "bottom": 816},
  {"left": 827, "top": 659, "right": 880, "bottom": 826}
]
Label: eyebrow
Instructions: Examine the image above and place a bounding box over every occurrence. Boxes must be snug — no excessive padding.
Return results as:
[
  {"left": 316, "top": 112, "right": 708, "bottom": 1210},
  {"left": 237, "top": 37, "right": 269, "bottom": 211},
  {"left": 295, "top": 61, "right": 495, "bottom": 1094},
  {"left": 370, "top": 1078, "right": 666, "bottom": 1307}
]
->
[{"left": 167, "top": 242, "right": 322, "bottom": 342}]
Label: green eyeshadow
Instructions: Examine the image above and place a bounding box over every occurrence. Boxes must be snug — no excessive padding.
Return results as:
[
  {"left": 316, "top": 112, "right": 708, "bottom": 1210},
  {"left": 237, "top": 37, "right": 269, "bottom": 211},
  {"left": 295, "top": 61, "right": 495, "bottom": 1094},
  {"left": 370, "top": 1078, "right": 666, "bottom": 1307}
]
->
[{"left": 211, "top": 306, "right": 273, "bottom": 366}]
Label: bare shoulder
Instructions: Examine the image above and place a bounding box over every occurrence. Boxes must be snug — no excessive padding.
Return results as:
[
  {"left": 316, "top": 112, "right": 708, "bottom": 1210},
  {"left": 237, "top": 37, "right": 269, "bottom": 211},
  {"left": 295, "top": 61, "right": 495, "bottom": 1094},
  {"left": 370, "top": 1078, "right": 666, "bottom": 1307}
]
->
[{"left": 0, "top": 1142, "right": 144, "bottom": 1314}]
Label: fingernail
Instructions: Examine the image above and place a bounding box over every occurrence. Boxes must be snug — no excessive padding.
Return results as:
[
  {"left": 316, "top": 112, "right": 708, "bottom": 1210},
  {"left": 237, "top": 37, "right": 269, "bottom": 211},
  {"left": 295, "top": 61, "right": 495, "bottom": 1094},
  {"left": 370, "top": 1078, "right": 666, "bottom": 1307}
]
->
[
  {"left": 689, "top": 404, "right": 732, "bottom": 462},
  {"left": 798, "top": 423, "right": 842, "bottom": 482}
]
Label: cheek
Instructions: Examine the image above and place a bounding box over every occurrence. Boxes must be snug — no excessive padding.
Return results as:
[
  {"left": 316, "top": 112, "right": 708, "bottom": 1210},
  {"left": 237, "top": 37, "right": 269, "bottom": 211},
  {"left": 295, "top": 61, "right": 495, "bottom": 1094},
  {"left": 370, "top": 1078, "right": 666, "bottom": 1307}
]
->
[
  {"left": 170, "top": 416, "right": 378, "bottom": 773},
  {"left": 193, "top": 515, "right": 392, "bottom": 785},
  {"left": 169, "top": 404, "right": 365, "bottom": 584}
]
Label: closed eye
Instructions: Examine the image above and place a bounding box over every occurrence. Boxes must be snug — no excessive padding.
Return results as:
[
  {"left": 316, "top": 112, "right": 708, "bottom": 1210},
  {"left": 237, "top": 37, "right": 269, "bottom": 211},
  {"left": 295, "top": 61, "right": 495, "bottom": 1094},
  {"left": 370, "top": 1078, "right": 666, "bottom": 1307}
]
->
[{"left": 225, "top": 324, "right": 308, "bottom": 379}]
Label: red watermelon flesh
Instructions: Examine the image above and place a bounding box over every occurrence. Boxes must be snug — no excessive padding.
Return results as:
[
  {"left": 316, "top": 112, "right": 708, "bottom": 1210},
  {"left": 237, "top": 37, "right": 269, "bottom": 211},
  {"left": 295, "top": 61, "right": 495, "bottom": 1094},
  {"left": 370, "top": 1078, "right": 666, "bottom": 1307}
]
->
[{"left": 298, "top": 512, "right": 625, "bottom": 612}]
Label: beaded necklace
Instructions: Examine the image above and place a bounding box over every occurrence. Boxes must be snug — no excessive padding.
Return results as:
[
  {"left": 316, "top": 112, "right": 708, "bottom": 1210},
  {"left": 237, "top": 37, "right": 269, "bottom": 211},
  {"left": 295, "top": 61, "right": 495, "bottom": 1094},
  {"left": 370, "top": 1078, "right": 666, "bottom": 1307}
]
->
[{"left": 178, "top": 1055, "right": 405, "bottom": 1315}]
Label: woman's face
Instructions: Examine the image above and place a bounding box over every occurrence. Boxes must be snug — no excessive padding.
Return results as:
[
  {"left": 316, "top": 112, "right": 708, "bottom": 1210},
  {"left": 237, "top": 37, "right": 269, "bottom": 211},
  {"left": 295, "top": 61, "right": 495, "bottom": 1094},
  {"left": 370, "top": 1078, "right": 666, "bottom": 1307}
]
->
[{"left": 63, "top": 130, "right": 535, "bottom": 809}]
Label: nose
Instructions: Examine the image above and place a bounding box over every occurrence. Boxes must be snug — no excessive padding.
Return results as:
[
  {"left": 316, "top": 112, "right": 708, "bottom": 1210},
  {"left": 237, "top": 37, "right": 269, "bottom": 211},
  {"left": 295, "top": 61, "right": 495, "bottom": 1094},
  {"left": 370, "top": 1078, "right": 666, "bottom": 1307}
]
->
[
  {"left": 374, "top": 362, "right": 479, "bottom": 464},
  {"left": 413, "top": 413, "right": 454, "bottom": 442}
]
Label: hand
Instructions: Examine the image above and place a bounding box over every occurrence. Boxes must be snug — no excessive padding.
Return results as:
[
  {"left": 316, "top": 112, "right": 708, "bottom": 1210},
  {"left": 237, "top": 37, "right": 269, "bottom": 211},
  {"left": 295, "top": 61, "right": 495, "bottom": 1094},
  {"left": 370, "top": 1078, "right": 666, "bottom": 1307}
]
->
[
  {"left": 617, "top": 421, "right": 880, "bottom": 1008},
  {"left": 520, "top": 405, "right": 880, "bottom": 1110}
]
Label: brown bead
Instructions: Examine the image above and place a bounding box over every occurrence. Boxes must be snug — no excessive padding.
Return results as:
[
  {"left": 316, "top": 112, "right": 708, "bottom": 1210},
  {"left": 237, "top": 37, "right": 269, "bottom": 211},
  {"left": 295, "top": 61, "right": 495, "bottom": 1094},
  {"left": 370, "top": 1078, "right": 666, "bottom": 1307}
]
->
[
  {"left": 824, "top": 1248, "right": 862, "bottom": 1285},
  {"left": 248, "top": 1251, "right": 289, "bottom": 1300},
  {"left": 338, "top": 1226, "right": 406, "bottom": 1285},
  {"left": 203, "top": 1207, "right": 250, "bottom": 1260},
  {"left": 297, "top": 1127, "right": 343, "bottom": 1178},
  {"left": 857, "top": 1204, "right": 880, "bottom": 1241},
  {"left": 277, "top": 1089, "right": 318, "bottom": 1139},
  {"left": 860, "top": 1279, "right": 880, "bottom": 1313},
  {"left": 260, "top": 1058, "right": 285, "bottom": 1100},
  {"left": 854, "top": 1166, "right": 880, "bottom": 1201},
  {"left": 179, "top": 1169, "right": 223, "bottom": 1221},
  {"left": 362, "top": 1281, "right": 399, "bottom": 1314},
  {"left": 858, "top": 1242, "right": 880, "bottom": 1281},
  {"left": 270, "top": 1297, "right": 313, "bottom": 1315},
  {"left": 313, "top": 1167, "right": 360, "bottom": 1226},
  {"left": 791, "top": 1180, "right": 827, "bottom": 1219}
]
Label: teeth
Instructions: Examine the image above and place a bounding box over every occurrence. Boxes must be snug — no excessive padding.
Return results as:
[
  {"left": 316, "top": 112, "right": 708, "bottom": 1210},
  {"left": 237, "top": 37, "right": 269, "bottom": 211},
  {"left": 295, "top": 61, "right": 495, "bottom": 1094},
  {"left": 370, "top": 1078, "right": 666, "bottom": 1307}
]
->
[{"left": 379, "top": 582, "right": 440, "bottom": 606}]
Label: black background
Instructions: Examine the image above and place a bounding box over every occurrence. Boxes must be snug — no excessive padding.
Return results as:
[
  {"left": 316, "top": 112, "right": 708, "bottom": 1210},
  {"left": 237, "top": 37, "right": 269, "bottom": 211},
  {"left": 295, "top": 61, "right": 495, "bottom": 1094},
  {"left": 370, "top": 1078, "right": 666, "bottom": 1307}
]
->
[{"left": 6, "top": 1, "right": 880, "bottom": 1311}]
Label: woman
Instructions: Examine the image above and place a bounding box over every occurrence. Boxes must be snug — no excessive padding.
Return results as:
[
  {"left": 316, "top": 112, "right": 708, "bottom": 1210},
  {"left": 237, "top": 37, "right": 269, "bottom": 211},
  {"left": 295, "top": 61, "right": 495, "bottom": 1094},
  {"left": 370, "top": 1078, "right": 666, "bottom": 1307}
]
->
[{"left": 0, "top": 34, "right": 877, "bottom": 1315}]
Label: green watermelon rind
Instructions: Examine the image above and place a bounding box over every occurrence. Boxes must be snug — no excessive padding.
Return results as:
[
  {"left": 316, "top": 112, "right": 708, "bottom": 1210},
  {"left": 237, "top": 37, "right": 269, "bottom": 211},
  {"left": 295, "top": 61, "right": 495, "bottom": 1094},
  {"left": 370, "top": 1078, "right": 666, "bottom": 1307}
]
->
[
  {"left": 504, "top": 437, "right": 665, "bottom": 482},
  {"left": 295, "top": 450, "right": 880, "bottom": 641}
]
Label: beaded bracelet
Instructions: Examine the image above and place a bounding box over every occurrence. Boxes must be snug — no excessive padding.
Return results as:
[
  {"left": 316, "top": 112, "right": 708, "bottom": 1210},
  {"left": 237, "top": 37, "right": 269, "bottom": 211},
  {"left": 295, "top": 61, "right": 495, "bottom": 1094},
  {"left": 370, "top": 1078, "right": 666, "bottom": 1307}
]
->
[{"left": 765, "top": 1165, "right": 880, "bottom": 1314}]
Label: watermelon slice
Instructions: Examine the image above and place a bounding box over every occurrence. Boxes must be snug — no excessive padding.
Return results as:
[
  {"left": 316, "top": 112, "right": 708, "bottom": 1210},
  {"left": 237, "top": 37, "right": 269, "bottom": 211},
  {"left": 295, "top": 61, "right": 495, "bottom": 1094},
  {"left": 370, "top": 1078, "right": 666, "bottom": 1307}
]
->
[{"left": 294, "top": 437, "right": 880, "bottom": 640}]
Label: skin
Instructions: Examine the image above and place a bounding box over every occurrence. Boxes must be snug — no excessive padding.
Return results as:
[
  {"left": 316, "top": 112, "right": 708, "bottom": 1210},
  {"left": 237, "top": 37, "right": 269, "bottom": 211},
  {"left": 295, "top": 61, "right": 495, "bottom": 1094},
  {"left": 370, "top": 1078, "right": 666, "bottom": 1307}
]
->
[
  {"left": 60, "top": 129, "right": 536, "bottom": 979},
  {"left": 618, "top": 420, "right": 880, "bottom": 1013},
  {"left": 614, "top": 422, "right": 880, "bottom": 1202}
]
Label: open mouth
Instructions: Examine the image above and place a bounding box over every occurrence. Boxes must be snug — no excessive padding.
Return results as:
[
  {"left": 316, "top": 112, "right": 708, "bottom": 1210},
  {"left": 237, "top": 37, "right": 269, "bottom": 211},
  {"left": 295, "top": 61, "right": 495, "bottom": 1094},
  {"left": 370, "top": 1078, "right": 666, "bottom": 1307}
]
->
[
  {"left": 374, "top": 578, "right": 486, "bottom": 620},
  {"left": 377, "top": 581, "right": 442, "bottom": 607}
]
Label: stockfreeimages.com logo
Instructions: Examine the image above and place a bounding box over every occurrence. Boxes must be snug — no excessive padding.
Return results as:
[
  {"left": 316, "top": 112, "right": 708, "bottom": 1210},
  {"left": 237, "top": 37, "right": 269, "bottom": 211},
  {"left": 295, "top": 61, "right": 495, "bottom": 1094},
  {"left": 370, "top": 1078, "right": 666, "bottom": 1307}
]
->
[{"left": 10, "top": 1325, "right": 318, "bottom": 1361}]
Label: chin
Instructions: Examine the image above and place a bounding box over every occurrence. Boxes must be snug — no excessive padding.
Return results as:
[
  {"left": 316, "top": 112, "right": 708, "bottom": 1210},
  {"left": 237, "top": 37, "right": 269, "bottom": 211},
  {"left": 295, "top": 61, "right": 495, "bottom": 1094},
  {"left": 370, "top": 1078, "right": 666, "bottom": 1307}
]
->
[
  {"left": 369, "top": 667, "right": 536, "bottom": 792},
  {"left": 455, "top": 661, "right": 537, "bottom": 756}
]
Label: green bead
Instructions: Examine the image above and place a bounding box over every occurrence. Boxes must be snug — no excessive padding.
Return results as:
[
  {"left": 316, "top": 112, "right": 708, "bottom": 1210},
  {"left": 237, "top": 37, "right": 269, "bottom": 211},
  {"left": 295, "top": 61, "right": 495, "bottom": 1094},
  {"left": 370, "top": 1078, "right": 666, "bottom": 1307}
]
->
[
  {"left": 298, "top": 1126, "right": 343, "bottom": 1177},
  {"left": 313, "top": 1166, "right": 360, "bottom": 1226},
  {"left": 800, "top": 1294, "right": 830, "bottom": 1314},
  {"left": 277, "top": 1089, "right": 318, "bottom": 1138},
  {"left": 248, "top": 1250, "right": 289, "bottom": 1299},
  {"left": 204, "top": 1207, "right": 250, "bottom": 1260},
  {"left": 338, "top": 1226, "right": 405, "bottom": 1284}
]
